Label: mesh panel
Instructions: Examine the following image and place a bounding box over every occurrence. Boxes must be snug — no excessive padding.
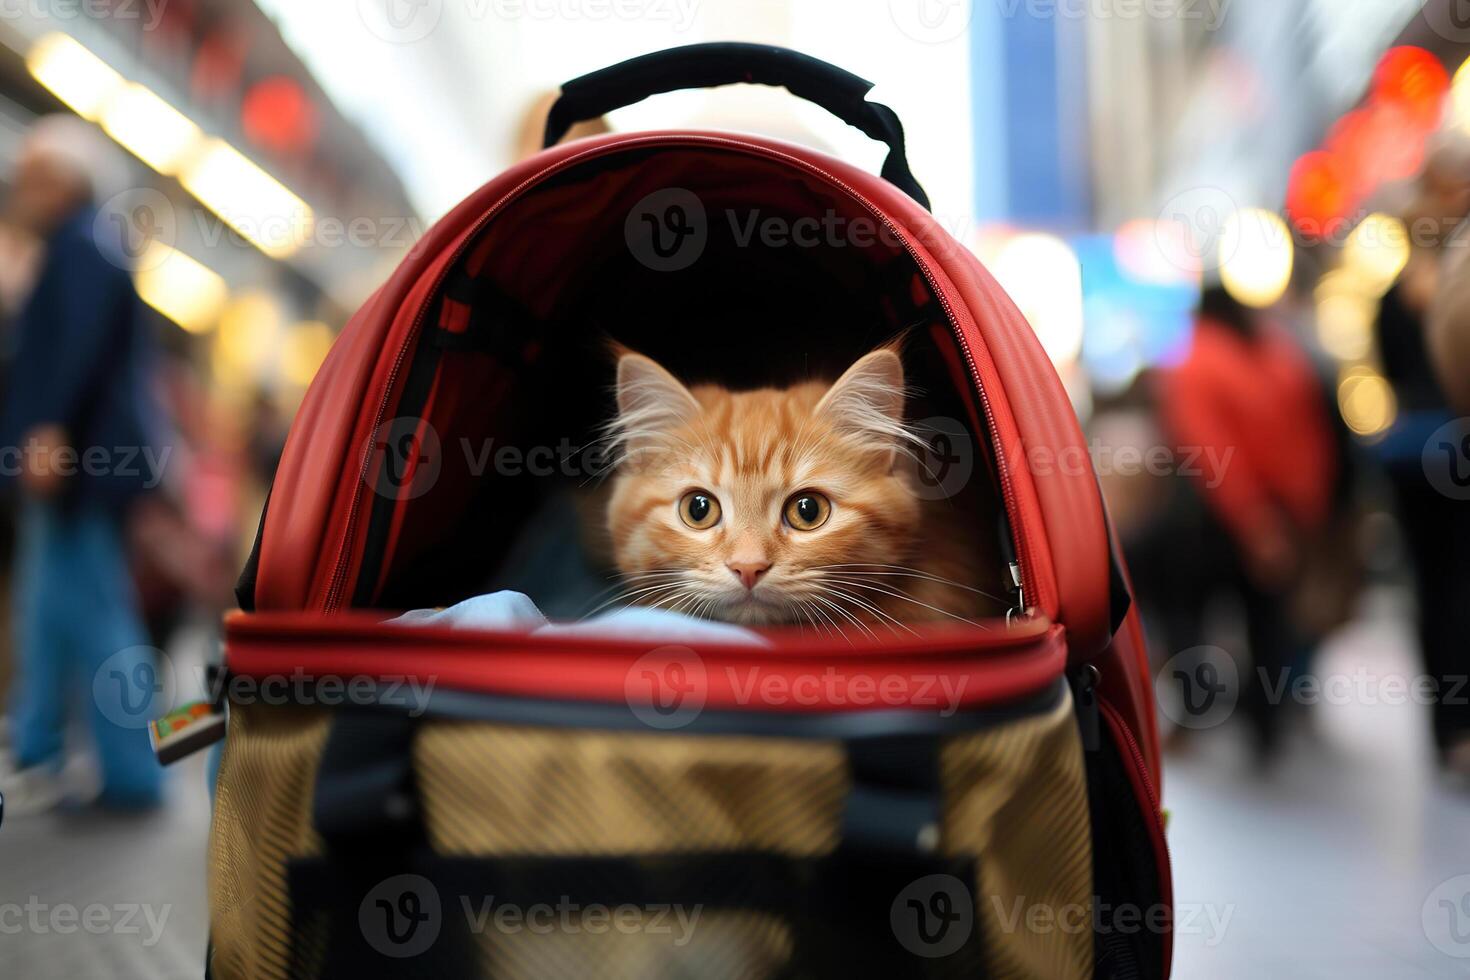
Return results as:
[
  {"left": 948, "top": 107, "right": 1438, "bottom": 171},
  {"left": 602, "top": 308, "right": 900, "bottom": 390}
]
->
[
  {"left": 208, "top": 704, "right": 331, "bottom": 980},
  {"left": 415, "top": 725, "right": 847, "bottom": 856},
  {"left": 466, "top": 908, "right": 793, "bottom": 980},
  {"left": 209, "top": 692, "right": 1090, "bottom": 980},
  {"left": 944, "top": 692, "right": 1093, "bottom": 980}
]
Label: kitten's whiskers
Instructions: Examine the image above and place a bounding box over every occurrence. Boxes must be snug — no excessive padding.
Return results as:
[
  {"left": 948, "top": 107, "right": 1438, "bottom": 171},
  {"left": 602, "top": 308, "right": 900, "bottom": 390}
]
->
[{"left": 820, "top": 575, "right": 990, "bottom": 631}]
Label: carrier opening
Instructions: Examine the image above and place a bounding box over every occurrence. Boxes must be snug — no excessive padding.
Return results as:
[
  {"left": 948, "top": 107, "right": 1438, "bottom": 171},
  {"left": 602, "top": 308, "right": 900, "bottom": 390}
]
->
[{"left": 353, "top": 145, "right": 1021, "bottom": 633}]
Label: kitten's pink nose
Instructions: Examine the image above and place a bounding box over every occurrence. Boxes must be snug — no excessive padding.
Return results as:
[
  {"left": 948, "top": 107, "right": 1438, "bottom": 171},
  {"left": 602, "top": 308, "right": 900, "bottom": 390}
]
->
[{"left": 727, "top": 560, "right": 771, "bottom": 590}]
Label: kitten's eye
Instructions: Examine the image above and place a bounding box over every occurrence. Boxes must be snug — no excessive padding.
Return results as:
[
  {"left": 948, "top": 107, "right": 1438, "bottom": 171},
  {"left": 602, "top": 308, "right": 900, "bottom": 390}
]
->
[
  {"left": 678, "top": 490, "right": 722, "bottom": 530},
  {"left": 784, "top": 492, "right": 831, "bottom": 531}
]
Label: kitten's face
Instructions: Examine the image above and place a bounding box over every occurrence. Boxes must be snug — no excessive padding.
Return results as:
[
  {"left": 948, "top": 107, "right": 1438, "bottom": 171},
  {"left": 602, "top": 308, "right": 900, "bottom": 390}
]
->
[{"left": 607, "top": 349, "right": 920, "bottom": 625}]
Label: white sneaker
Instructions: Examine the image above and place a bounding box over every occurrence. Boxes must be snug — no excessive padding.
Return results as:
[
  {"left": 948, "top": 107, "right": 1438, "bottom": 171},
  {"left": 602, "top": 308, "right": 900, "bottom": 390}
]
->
[{"left": 0, "top": 764, "right": 64, "bottom": 818}]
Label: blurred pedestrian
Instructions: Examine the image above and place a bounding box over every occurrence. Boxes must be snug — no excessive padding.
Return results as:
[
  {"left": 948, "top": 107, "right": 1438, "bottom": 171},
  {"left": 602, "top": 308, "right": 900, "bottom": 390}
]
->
[
  {"left": 0, "top": 116, "right": 164, "bottom": 813},
  {"left": 1428, "top": 219, "right": 1470, "bottom": 414},
  {"left": 1375, "top": 224, "right": 1470, "bottom": 778},
  {"left": 1156, "top": 285, "right": 1338, "bottom": 760}
]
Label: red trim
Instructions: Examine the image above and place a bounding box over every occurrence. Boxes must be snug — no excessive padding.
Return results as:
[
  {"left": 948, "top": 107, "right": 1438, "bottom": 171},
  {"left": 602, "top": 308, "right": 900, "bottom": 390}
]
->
[
  {"left": 1099, "top": 698, "right": 1173, "bottom": 978},
  {"left": 223, "top": 612, "right": 1066, "bottom": 713}
]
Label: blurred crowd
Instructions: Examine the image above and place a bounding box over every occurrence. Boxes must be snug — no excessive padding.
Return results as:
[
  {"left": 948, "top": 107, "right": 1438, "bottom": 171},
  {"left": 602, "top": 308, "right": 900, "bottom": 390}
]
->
[
  {"left": 1107, "top": 147, "right": 1470, "bottom": 778},
  {"left": 0, "top": 116, "right": 275, "bottom": 815}
]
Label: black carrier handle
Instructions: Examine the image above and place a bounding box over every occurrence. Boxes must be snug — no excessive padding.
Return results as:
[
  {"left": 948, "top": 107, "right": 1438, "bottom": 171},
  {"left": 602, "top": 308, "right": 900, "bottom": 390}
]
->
[{"left": 544, "top": 42, "right": 932, "bottom": 211}]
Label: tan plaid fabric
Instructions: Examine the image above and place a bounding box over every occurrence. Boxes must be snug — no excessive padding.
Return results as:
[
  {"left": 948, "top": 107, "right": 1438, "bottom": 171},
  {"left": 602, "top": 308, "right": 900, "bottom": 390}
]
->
[{"left": 208, "top": 692, "right": 1090, "bottom": 980}]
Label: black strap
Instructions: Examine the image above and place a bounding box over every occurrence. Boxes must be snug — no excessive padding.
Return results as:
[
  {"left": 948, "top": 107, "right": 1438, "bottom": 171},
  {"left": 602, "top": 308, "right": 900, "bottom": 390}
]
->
[
  {"left": 313, "top": 708, "right": 423, "bottom": 848},
  {"left": 289, "top": 848, "right": 985, "bottom": 978},
  {"left": 233, "top": 483, "right": 270, "bottom": 611},
  {"left": 307, "top": 710, "right": 478, "bottom": 976},
  {"left": 545, "top": 42, "right": 931, "bottom": 211},
  {"left": 1097, "top": 481, "right": 1134, "bottom": 641},
  {"left": 842, "top": 735, "right": 942, "bottom": 854}
]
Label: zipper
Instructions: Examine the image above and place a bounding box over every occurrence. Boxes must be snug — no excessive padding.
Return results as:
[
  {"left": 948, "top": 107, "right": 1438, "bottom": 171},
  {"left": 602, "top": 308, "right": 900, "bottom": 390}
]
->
[
  {"left": 1100, "top": 696, "right": 1163, "bottom": 819},
  {"left": 1086, "top": 673, "right": 1173, "bottom": 980},
  {"left": 1073, "top": 660, "right": 1168, "bottom": 847},
  {"left": 1005, "top": 559, "right": 1025, "bottom": 623},
  {"left": 324, "top": 134, "right": 1041, "bottom": 612}
]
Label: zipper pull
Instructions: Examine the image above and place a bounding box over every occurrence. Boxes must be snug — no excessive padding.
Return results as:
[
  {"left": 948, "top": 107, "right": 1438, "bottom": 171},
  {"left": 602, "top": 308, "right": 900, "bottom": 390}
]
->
[
  {"left": 1071, "top": 663, "right": 1101, "bottom": 752},
  {"left": 1005, "top": 560, "right": 1025, "bottom": 624}
]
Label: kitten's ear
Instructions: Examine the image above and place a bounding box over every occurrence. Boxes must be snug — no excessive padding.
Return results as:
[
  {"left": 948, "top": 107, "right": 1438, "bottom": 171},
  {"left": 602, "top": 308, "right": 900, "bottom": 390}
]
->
[
  {"left": 613, "top": 352, "right": 700, "bottom": 454},
  {"left": 815, "top": 348, "right": 908, "bottom": 458}
]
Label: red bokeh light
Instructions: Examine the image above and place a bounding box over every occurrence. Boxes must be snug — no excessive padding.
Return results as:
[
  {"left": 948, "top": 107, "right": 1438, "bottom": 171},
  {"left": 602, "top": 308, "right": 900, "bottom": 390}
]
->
[
  {"left": 1286, "top": 150, "right": 1352, "bottom": 238},
  {"left": 1326, "top": 103, "right": 1426, "bottom": 196},
  {"left": 241, "top": 76, "right": 318, "bottom": 156},
  {"left": 1370, "top": 46, "right": 1449, "bottom": 131},
  {"left": 1325, "top": 109, "right": 1377, "bottom": 199}
]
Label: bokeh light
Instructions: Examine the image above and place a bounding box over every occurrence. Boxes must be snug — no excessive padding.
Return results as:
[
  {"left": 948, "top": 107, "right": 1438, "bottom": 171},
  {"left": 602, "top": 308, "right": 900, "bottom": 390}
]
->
[
  {"left": 100, "top": 82, "right": 202, "bottom": 175},
  {"left": 213, "top": 291, "right": 284, "bottom": 382},
  {"left": 1337, "top": 367, "right": 1397, "bottom": 437},
  {"left": 281, "top": 320, "right": 336, "bottom": 387},
  {"left": 1370, "top": 46, "right": 1449, "bottom": 132},
  {"left": 1342, "top": 213, "right": 1410, "bottom": 296},
  {"left": 1286, "top": 151, "right": 1352, "bottom": 237},
  {"left": 1220, "top": 208, "right": 1293, "bottom": 308},
  {"left": 1453, "top": 56, "right": 1470, "bottom": 134},
  {"left": 242, "top": 76, "right": 317, "bottom": 156},
  {"left": 1115, "top": 218, "right": 1200, "bottom": 285},
  {"left": 991, "top": 232, "right": 1085, "bottom": 365},
  {"left": 25, "top": 32, "right": 120, "bottom": 121},
  {"left": 134, "top": 242, "right": 227, "bottom": 333}
]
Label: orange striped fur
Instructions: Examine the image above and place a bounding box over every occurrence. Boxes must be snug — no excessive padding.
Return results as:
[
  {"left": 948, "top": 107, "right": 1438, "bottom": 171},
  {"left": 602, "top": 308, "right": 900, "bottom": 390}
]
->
[{"left": 606, "top": 348, "right": 1006, "bottom": 632}]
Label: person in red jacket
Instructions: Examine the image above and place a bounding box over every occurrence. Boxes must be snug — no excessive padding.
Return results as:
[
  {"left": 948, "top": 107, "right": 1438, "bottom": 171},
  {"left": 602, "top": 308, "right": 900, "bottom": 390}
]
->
[{"left": 1157, "top": 285, "right": 1338, "bottom": 757}]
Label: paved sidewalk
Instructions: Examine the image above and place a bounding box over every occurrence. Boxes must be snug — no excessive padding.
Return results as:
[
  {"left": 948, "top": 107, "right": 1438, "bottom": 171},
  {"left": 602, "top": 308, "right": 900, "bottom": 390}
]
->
[
  {"left": 0, "top": 753, "right": 210, "bottom": 979},
  {"left": 1169, "top": 589, "right": 1470, "bottom": 978}
]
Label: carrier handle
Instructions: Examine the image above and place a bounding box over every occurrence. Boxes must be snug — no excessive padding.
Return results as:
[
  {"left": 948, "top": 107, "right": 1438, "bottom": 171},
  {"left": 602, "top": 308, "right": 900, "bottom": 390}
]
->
[{"left": 544, "top": 42, "right": 932, "bottom": 211}]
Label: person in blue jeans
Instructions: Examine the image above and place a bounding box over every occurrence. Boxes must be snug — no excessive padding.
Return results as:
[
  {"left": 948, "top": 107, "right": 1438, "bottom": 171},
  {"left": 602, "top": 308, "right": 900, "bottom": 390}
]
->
[{"left": 0, "top": 116, "right": 166, "bottom": 812}]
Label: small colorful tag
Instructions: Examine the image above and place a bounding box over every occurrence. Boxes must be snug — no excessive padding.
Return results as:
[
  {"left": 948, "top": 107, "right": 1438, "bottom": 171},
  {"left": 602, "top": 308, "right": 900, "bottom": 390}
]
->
[{"left": 149, "top": 699, "right": 227, "bottom": 766}]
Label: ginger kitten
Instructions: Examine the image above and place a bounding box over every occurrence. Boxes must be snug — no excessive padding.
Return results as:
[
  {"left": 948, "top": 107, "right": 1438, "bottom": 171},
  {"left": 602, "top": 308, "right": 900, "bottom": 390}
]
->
[{"left": 604, "top": 346, "right": 1006, "bottom": 633}]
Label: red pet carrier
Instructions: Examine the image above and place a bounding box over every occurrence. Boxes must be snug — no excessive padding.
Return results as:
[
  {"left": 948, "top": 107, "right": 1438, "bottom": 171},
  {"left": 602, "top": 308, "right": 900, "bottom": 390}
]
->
[{"left": 210, "top": 43, "right": 1171, "bottom": 980}]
